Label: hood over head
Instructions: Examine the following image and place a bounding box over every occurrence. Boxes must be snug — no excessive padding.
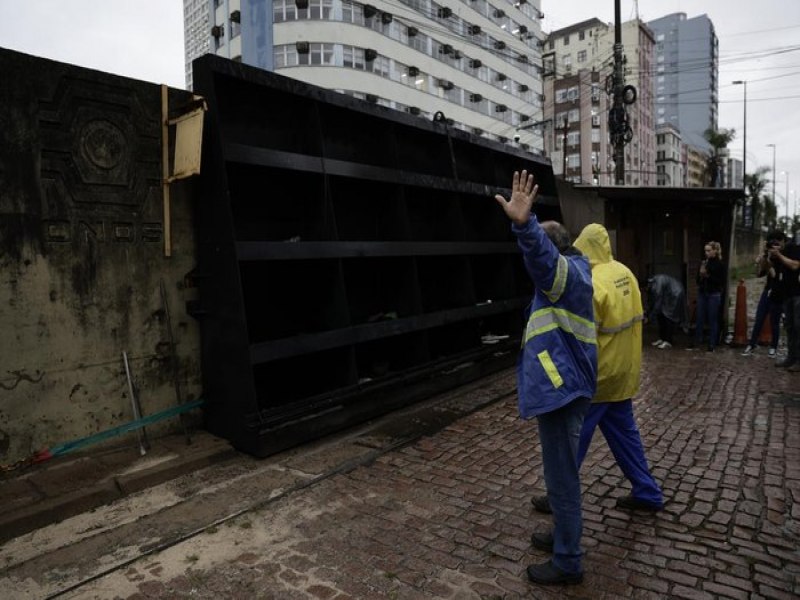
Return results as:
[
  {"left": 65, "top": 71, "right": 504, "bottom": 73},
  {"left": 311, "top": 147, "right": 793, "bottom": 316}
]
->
[{"left": 574, "top": 223, "right": 613, "bottom": 267}]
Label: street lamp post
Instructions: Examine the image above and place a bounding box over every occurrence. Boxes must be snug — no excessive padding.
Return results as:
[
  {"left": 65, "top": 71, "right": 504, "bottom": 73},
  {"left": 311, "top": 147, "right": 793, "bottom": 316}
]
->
[
  {"left": 733, "top": 81, "right": 747, "bottom": 188},
  {"left": 767, "top": 144, "right": 776, "bottom": 204},
  {"left": 782, "top": 171, "right": 790, "bottom": 224}
]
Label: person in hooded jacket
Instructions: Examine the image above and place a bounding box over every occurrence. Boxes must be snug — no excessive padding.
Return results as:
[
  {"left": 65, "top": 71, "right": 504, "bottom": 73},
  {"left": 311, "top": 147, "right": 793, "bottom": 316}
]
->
[
  {"left": 530, "top": 224, "right": 663, "bottom": 526},
  {"left": 647, "top": 274, "right": 689, "bottom": 349},
  {"left": 494, "top": 171, "right": 597, "bottom": 586}
]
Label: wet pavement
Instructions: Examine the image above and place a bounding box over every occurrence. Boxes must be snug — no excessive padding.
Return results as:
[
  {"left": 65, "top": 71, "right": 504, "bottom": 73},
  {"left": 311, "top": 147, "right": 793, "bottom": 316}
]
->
[{"left": 2, "top": 276, "right": 799, "bottom": 599}]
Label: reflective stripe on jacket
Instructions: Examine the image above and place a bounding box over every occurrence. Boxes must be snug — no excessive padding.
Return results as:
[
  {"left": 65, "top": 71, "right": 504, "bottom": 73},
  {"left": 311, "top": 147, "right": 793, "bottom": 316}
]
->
[
  {"left": 574, "top": 223, "right": 643, "bottom": 402},
  {"left": 512, "top": 217, "right": 597, "bottom": 419}
]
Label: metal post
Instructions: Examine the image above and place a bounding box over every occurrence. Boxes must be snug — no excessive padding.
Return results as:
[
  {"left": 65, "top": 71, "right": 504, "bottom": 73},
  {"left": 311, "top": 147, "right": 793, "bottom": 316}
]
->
[
  {"left": 732, "top": 81, "right": 747, "bottom": 189},
  {"left": 786, "top": 172, "right": 790, "bottom": 224},
  {"left": 767, "top": 143, "right": 776, "bottom": 208},
  {"left": 562, "top": 117, "right": 568, "bottom": 178},
  {"left": 613, "top": 0, "right": 625, "bottom": 185}
]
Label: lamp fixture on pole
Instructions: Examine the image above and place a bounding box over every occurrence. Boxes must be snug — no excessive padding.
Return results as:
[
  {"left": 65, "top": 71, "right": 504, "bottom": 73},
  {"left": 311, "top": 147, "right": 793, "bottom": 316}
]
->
[{"left": 732, "top": 81, "right": 746, "bottom": 189}]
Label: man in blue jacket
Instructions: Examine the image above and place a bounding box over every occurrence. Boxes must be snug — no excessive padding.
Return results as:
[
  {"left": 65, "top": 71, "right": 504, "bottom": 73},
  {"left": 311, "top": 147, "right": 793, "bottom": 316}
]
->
[{"left": 494, "top": 170, "right": 598, "bottom": 585}]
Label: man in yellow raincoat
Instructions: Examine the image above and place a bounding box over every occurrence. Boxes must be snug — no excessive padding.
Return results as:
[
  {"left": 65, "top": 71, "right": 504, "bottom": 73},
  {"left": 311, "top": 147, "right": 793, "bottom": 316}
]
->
[{"left": 531, "top": 223, "right": 663, "bottom": 539}]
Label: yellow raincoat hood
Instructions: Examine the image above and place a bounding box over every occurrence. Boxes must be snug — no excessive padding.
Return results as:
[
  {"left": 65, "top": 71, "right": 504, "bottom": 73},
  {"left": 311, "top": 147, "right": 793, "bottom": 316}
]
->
[{"left": 574, "top": 223, "right": 643, "bottom": 402}]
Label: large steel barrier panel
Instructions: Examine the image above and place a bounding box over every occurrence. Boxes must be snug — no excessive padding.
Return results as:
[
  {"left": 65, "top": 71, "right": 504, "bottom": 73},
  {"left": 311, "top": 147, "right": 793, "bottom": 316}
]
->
[{"left": 191, "top": 55, "right": 559, "bottom": 457}]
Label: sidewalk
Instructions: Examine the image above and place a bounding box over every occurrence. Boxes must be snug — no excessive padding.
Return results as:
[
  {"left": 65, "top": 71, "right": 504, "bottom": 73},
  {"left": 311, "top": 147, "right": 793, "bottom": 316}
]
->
[{"left": 0, "top": 430, "right": 237, "bottom": 544}]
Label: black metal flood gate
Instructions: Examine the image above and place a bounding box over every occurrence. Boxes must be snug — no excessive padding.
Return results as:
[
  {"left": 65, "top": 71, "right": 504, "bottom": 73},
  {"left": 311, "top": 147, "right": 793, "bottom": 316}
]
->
[{"left": 191, "top": 55, "right": 559, "bottom": 457}]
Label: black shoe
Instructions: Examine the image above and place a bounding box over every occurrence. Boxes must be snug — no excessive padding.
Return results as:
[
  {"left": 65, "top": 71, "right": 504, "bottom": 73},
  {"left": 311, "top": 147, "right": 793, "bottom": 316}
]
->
[
  {"left": 615, "top": 495, "right": 663, "bottom": 512},
  {"left": 530, "top": 530, "right": 554, "bottom": 552},
  {"left": 526, "top": 560, "right": 583, "bottom": 585},
  {"left": 530, "top": 494, "right": 552, "bottom": 514}
]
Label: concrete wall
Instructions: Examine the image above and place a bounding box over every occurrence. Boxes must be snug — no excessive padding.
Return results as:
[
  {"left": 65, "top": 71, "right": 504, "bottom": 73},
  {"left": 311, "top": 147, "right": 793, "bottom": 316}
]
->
[{"left": 0, "top": 48, "right": 202, "bottom": 463}]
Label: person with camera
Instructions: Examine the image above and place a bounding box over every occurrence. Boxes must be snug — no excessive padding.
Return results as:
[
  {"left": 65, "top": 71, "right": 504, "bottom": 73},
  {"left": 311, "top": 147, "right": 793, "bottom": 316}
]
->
[
  {"left": 768, "top": 233, "right": 800, "bottom": 369},
  {"left": 741, "top": 231, "right": 786, "bottom": 357}
]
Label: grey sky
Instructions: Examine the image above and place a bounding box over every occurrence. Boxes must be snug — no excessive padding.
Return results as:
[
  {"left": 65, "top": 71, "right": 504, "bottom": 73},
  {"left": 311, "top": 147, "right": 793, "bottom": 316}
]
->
[{"left": 0, "top": 0, "right": 798, "bottom": 212}]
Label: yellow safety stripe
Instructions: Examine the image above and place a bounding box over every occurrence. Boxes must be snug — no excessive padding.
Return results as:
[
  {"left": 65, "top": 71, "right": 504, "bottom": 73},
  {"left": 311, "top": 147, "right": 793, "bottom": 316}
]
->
[
  {"left": 524, "top": 307, "right": 598, "bottom": 345},
  {"left": 597, "top": 313, "right": 644, "bottom": 334},
  {"left": 537, "top": 350, "right": 563, "bottom": 389},
  {"left": 543, "top": 255, "right": 568, "bottom": 303}
]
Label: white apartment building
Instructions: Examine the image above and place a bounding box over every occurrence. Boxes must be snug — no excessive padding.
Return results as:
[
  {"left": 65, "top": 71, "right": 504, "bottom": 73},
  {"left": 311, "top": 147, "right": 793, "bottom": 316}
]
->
[
  {"left": 183, "top": 0, "right": 546, "bottom": 151},
  {"left": 655, "top": 123, "right": 684, "bottom": 187},
  {"left": 542, "top": 17, "right": 656, "bottom": 186}
]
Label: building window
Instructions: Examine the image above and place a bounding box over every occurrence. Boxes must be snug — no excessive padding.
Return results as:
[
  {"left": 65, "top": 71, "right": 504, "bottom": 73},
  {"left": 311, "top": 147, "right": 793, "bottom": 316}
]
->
[
  {"left": 567, "top": 154, "right": 580, "bottom": 168},
  {"left": 563, "top": 35, "right": 570, "bottom": 46},
  {"left": 274, "top": 0, "right": 296, "bottom": 22},
  {"left": 555, "top": 89, "right": 567, "bottom": 103},
  {"left": 274, "top": 44, "right": 298, "bottom": 68},
  {"left": 579, "top": 30, "right": 585, "bottom": 41},
  {"left": 310, "top": 43, "right": 335, "bottom": 65},
  {"left": 567, "top": 131, "right": 580, "bottom": 146},
  {"left": 563, "top": 55, "right": 572, "bottom": 72},
  {"left": 343, "top": 46, "right": 365, "bottom": 69},
  {"left": 309, "top": 0, "right": 333, "bottom": 19},
  {"left": 577, "top": 50, "right": 587, "bottom": 63},
  {"left": 568, "top": 108, "right": 579, "bottom": 123}
]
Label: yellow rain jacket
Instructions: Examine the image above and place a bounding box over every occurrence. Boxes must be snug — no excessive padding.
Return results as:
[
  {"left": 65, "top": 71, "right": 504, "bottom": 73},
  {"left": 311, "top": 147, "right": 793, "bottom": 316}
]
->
[{"left": 574, "top": 223, "right": 643, "bottom": 402}]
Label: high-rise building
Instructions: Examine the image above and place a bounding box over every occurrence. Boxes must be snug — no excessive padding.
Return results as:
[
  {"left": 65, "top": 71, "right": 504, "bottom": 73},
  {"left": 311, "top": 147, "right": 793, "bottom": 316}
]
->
[
  {"left": 183, "top": 0, "right": 546, "bottom": 150},
  {"left": 184, "top": 0, "right": 211, "bottom": 90},
  {"left": 542, "top": 17, "right": 655, "bottom": 186},
  {"left": 647, "top": 12, "right": 719, "bottom": 153},
  {"left": 655, "top": 123, "right": 685, "bottom": 187}
]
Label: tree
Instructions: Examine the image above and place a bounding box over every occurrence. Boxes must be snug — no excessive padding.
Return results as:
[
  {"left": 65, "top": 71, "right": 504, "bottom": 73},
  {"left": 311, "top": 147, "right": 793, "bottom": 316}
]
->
[
  {"left": 744, "top": 166, "right": 770, "bottom": 230},
  {"left": 703, "top": 127, "right": 736, "bottom": 187}
]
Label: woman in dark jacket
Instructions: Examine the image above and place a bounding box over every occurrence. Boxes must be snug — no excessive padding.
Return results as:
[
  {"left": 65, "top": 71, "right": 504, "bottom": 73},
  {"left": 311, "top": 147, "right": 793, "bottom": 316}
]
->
[{"left": 694, "top": 241, "right": 725, "bottom": 351}]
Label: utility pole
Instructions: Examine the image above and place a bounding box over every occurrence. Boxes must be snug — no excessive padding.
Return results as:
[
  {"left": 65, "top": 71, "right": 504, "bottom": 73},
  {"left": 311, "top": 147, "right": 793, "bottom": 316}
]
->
[
  {"left": 607, "top": 0, "right": 637, "bottom": 185},
  {"left": 611, "top": 0, "right": 625, "bottom": 185},
  {"left": 561, "top": 116, "right": 569, "bottom": 178}
]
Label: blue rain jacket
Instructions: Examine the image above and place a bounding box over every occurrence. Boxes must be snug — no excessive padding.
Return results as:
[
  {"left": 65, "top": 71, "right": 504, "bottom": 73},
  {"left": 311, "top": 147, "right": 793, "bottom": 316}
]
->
[{"left": 512, "top": 216, "right": 598, "bottom": 419}]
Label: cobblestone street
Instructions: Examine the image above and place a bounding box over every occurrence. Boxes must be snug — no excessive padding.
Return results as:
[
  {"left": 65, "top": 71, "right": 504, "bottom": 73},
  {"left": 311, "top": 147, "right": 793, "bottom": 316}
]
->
[{"left": 64, "top": 321, "right": 800, "bottom": 599}]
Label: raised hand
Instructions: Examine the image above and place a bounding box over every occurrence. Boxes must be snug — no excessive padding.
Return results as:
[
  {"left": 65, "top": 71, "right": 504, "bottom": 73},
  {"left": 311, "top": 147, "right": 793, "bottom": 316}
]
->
[{"left": 494, "top": 170, "right": 538, "bottom": 226}]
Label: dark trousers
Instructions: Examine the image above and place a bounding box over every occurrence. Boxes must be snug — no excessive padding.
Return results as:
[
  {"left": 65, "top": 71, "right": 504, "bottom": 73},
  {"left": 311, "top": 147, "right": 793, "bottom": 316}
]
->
[
  {"left": 748, "top": 288, "right": 782, "bottom": 348},
  {"left": 785, "top": 296, "right": 800, "bottom": 361},
  {"left": 657, "top": 314, "right": 675, "bottom": 344},
  {"left": 695, "top": 291, "right": 721, "bottom": 348}
]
